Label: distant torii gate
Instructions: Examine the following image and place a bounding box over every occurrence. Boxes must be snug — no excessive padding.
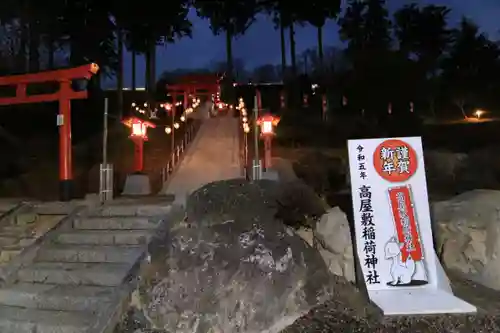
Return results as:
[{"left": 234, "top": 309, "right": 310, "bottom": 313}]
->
[
  {"left": 0, "top": 63, "right": 99, "bottom": 201},
  {"left": 167, "top": 73, "right": 221, "bottom": 109},
  {"left": 165, "top": 73, "right": 220, "bottom": 165}
]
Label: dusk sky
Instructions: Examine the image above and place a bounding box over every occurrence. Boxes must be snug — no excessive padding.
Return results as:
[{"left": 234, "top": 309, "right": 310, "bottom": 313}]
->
[{"left": 112, "top": 0, "right": 500, "bottom": 88}]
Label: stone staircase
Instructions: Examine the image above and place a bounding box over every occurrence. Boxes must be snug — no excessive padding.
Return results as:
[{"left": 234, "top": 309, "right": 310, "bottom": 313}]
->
[
  {"left": 0, "top": 198, "right": 177, "bottom": 333},
  {"left": 0, "top": 202, "right": 72, "bottom": 265}
]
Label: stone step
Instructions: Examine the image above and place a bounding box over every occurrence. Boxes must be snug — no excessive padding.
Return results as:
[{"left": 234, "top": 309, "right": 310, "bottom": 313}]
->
[
  {"left": 17, "top": 262, "right": 133, "bottom": 286},
  {"left": 56, "top": 230, "right": 153, "bottom": 245},
  {"left": 73, "top": 216, "right": 159, "bottom": 230},
  {"left": 0, "top": 305, "right": 91, "bottom": 333},
  {"left": 0, "top": 236, "right": 18, "bottom": 247},
  {"left": 99, "top": 203, "right": 172, "bottom": 217},
  {"left": 36, "top": 245, "right": 144, "bottom": 263},
  {"left": 0, "top": 249, "right": 22, "bottom": 263},
  {"left": 0, "top": 283, "right": 116, "bottom": 311},
  {"left": 1, "top": 225, "right": 31, "bottom": 234}
]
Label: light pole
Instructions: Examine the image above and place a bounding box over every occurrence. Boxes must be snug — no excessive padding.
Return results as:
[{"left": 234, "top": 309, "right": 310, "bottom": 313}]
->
[{"left": 252, "top": 90, "right": 261, "bottom": 180}]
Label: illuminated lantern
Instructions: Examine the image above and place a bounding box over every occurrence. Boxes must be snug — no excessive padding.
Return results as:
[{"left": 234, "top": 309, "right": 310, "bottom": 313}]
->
[
  {"left": 261, "top": 119, "right": 273, "bottom": 134},
  {"left": 131, "top": 121, "right": 148, "bottom": 138},
  {"left": 122, "top": 117, "right": 156, "bottom": 172},
  {"left": 256, "top": 114, "right": 280, "bottom": 169},
  {"left": 257, "top": 114, "right": 280, "bottom": 136}
]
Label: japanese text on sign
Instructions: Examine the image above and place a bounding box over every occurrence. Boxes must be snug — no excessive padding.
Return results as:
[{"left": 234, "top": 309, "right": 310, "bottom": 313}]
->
[
  {"left": 396, "top": 191, "right": 415, "bottom": 253},
  {"left": 380, "top": 146, "right": 410, "bottom": 174},
  {"left": 357, "top": 145, "right": 380, "bottom": 285},
  {"left": 374, "top": 139, "right": 417, "bottom": 183}
]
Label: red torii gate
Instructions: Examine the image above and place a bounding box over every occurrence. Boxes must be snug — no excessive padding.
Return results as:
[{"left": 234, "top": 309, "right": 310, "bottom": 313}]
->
[
  {"left": 0, "top": 63, "right": 99, "bottom": 201},
  {"left": 168, "top": 73, "right": 221, "bottom": 108}
]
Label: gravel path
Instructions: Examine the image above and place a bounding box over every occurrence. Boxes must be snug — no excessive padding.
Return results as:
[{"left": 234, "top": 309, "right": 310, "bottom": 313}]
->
[{"left": 282, "top": 273, "right": 500, "bottom": 333}]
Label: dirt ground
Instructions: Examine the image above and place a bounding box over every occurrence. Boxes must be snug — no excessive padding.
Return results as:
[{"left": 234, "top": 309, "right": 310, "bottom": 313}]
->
[{"left": 282, "top": 272, "right": 500, "bottom": 332}]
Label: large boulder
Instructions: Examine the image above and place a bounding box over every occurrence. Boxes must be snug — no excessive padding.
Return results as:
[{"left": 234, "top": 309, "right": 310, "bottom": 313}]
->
[
  {"left": 314, "top": 207, "right": 355, "bottom": 283},
  {"left": 186, "top": 178, "right": 280, "bottom": 227},
  {"left": 129, "top": 179, "right": 335, "bottom": 333},
  {"left": 424, "top": 148, "right": 500, "bottom": 199},
  {"left": 432, "top": 190, "right": 500, "bottom": 290}
]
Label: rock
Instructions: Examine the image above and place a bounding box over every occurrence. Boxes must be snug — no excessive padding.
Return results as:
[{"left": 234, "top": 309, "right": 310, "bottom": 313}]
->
[
  {"left": 432, "top": 190, "right": 500, "bottom": 290},
  {"left": 275, "top": 181, "right": 327, "bottom": 229},
  {"left": 15, "top": 212, "right": 37, "bottom": 225},
  {"left": 424, "top": 148, "right": 500, "bottom": 198},
  {"left": 186, "top": 179, "right": 280, "bottom": 227},
  {"left": 292, "top": 226, "right": 314, "bottom": 247},
  {"left": 314, "top": 207, "right": 355, "bottom": 283},
  {"left": 131, "top": 179, "right": 334, "bottom": 333},
  {"left": 424, "top": 150, "right": 468, "bottom": 183},
  {"left": 293, "top": 153, "right": 346, "bottom": 194}
]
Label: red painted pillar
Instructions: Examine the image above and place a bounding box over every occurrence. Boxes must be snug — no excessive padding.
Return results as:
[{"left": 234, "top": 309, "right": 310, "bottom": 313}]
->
[
  {"left": 256, "top": 89, "right": 262, "bottom": 110},
  {"left": 171, "top": 94, "right": 176, "bottom": 163},
  {"left": 133, "top": 139, "right": 144, "bottom": 172},
  {"left": 263, "top": 136, "right": 272, "bottom": 169},
  {"left": 58, "top": 80, "right": 73, "bottom": 200},
  {"left": 322, "top": 94, "right": 327, "bottom": 121},
  {"left": 183, "top": 91, "right": 188, "bottom": 109}
]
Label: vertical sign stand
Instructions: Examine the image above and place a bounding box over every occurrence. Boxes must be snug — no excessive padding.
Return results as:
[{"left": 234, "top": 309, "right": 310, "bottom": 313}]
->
[
  {"left": 252, "top": 91, "right": 261, "bottom": 180},
  {"left": 347, "top": 136, "right": 476, "bottom": 316},
  {"left": 100, "top": 98, "right": 113, "bottom": 202}
]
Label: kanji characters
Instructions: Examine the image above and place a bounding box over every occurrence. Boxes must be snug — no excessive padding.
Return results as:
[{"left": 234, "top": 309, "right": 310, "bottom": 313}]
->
[{"left": 375, "top": 140, "right": 418, "bottom": 180}]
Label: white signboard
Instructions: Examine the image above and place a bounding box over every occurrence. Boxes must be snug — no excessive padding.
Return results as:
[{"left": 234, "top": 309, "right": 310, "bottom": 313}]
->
[{"left": 347, "top": 136, "right": 476, "bottom": 316}]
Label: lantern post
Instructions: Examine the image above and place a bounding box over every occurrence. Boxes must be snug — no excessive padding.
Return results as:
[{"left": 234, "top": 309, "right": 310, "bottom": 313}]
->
[
  {"left": 303, "top": 93, "right": 309, "bottom": 108},
  {"left": 322, "top": 94, "right": 328, "bottom": 121},
  {"left": 280, "top": 91, "right": 286, "bottom": 109},
  {"left": 121, "top": 117, "right": 156, "bottom": 173},
  {"left": 257, "top": 114, "right": 280, "bottom": 169}
]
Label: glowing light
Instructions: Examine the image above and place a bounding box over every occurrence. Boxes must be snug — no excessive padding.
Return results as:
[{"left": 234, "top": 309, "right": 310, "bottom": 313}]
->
[
  {"left": 244, "top": 125, "right": 250, "bottom": 133},
  {"left": 165, "top": 127, "right": 172, "bottom": 134},
  {"left": 131, "top": 102, "right": 136, "bottom": 107},
  {"left": 174, "top": 122, "right": 180, "bottom": 129},
  {"left": 262, "top": 121, "right": 273, "bottom": 134},
  {"left": 474, "top": 109, "right": 484, "bottom": 119},
  {"left": 132, "top": 122, "right": 147, "bottom": 137},
  {"left": 180, "top": 115, "right": 186, "bottom": 122},
  {"left": 143, "top": 102, "right": 148, "bottom": 107},
  {"left": 242, "top": 116, "right": 248, "bottom": 123}
]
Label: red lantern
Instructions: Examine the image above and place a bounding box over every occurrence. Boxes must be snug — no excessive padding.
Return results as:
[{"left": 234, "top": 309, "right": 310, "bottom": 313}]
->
[
  {"left": 122, "top": 117, "right": 156, "bottom": 172},
  {"left": 280, "top": 91, "right": 286, "bottom": 109},
  {"left": 257, "top": 114, "right": 280, "bottom": 136},
  {"left": 256, "top": 114, "right": 280, "bottom": 169}
]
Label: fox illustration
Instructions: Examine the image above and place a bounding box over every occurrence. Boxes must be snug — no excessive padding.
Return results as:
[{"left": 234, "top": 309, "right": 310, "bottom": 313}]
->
[{"left": 385, "top": 236, "right": 416, "bottom": 286}]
